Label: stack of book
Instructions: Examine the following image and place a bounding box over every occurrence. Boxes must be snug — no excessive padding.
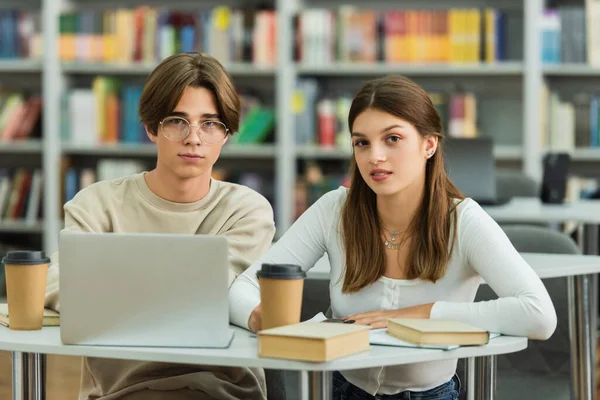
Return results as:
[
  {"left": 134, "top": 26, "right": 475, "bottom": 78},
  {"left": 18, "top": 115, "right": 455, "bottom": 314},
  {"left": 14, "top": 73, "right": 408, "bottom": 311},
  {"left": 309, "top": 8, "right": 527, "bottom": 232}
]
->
[
  {"left": 0, "top": 10, "right": 41, "bottom": 59},
  {"left": 0, "top": 92, "right": 42, "bottom": 141},
  {"left": 59, "top": 7, "right": 276, "bottom": 66},
  {"left": 62, "top": 78, "right": 275, "bottom": 147},
  {"left": 296, "top": 8, "right": 507, "bottom": 64},
  {"left": 0, "top": 169, "right": 43, "bottom": 224},
  {"left": 257, "top": 317, "right": 495, "bottom": 362}
]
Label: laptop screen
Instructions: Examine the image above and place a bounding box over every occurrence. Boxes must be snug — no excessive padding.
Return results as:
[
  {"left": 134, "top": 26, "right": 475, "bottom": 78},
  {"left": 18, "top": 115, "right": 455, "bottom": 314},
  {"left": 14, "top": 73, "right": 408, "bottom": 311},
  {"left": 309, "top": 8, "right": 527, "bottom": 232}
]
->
[{"left": 443, "top": 137, "right": 497, "bottom": 204}]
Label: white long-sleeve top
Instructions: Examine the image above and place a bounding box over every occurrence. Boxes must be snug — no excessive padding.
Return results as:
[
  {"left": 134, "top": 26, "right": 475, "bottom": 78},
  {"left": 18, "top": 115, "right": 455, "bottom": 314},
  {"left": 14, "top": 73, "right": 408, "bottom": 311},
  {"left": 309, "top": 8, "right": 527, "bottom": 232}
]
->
[{"left": 229, "top": 187, "right": 557, "bottom": 396}]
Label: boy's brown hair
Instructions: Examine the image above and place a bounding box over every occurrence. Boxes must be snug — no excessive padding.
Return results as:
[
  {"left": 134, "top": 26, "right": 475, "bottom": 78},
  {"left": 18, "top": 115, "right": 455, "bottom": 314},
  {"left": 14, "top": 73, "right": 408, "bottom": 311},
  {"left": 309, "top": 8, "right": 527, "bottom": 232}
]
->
[{"left": 139, "top": 53, "right": 240, "bottom": 135}]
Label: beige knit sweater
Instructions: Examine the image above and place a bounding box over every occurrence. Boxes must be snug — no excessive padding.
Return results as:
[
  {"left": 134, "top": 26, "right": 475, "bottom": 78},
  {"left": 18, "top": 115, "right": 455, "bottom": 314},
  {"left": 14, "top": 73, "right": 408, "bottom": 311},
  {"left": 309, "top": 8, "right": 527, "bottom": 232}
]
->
[{"left": 44, "top": 173, "right": 276, "bottom": 400}]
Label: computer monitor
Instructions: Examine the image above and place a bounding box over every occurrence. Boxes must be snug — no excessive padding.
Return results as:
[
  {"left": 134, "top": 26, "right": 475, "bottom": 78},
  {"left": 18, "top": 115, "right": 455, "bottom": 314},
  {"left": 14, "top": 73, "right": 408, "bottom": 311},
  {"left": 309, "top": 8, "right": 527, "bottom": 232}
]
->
[{"left": 444, "top": 137, "right": 499, "bottom": 205}]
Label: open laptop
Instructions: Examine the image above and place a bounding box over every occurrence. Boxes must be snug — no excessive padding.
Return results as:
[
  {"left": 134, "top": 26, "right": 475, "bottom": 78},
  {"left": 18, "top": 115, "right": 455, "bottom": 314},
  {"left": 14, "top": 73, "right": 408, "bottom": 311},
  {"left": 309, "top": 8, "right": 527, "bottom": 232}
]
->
[
  {"left": 444, "top": 137, "right": 508, "bottom": 206},
  {"left": 59, "top": 231, "right": 234, "bottom": 348}
]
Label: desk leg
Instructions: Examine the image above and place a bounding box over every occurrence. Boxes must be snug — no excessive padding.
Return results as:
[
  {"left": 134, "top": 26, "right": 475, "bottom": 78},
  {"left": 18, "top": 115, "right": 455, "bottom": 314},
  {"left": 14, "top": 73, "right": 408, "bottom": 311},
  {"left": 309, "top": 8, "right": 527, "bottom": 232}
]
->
[
  {"left": 11, "top": 352, "right": 46, "bottom": 400},
  {"left": 568, "top": 274, "right": 596, "bottom": 400},
  {"left": 473, "top": 355, "right": 495, "bottom": 400},
  {"left": 309, "top": 371, "right": 332, "bottom": 400},
  {"left": 571, "top": 223, "right": 599, "bottom": 400},
  {"left": 299, "top": 371, "right": 309, "bottom": 400},
  {"left": 12, "top": 352, "right": 28, "bottom": 400},
  {"left": 28, "top": 353, "right": 46, "bottom": 400},
  {"left": 466, "top": 357, "right": 475, "bottom": 400}
]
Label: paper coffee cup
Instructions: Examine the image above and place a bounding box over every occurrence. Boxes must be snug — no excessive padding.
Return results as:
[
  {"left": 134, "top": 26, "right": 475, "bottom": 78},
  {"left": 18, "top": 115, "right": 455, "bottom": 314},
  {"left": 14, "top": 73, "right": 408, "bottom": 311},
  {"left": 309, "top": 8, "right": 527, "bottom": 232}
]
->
[
  {"left": 257, "top": 264, "right": 305, "bottom": 330},
  {"left": 1, "top": 250, "right": 50, "bottom": 330}
]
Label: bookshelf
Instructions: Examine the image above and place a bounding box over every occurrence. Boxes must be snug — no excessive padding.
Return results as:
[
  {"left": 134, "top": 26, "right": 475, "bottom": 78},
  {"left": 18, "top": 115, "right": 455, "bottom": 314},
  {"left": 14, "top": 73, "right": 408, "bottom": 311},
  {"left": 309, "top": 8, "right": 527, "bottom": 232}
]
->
[
  {"left": 0, "top": 221, "right": 44, "bottom": 234},
  {"left": 0, "top": 140, "right": 43, "bottom": 154},
  {"left": 61, "top": 143, "right": 277, "bottom": 158},
  {"left": 0, "top": 60, "right": 42, "bottom": 73},
  {"left": 543, "top": 64, "right": 600, "bottom": 77},
  {"left": 296, "top": 62, "right": 525, "bottom": 76},
  {"left": 9, "top": 0, "right": 591, "bottom": 253},
  {"left": 61, "top": 62, "right": 277, "bottom": 77}
]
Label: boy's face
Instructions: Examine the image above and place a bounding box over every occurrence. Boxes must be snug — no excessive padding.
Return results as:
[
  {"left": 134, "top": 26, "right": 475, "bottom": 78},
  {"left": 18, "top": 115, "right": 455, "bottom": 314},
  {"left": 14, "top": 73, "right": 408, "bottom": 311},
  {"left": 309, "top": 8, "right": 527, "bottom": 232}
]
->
[{"left": 146, "top": 86, "right": 229, "bottom": 180}]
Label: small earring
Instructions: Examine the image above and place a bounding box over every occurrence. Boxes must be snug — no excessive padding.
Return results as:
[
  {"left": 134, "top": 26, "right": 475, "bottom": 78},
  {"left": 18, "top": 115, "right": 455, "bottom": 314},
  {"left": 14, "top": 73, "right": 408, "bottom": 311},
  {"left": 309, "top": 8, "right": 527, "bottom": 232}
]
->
[{"left": 427, "top": 150, "right": 435, "bottom": 158}]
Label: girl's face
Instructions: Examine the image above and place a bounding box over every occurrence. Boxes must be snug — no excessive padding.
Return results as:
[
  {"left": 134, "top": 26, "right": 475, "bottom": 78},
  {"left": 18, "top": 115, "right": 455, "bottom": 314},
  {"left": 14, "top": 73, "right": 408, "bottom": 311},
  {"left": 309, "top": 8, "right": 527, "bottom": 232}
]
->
[{"left": 351, "top": 108, "right": 436, "bottom": 197}]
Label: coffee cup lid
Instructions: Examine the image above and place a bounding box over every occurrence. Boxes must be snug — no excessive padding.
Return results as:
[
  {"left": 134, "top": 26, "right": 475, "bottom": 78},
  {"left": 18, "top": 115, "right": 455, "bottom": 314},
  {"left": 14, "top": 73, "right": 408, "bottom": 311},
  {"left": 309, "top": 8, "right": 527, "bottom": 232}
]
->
[
  {"left": 1, "top": 250, "right": 50, "bottom": 265},
  {"left": 257, "top": 263, "right": 306, "bottom": 280}
]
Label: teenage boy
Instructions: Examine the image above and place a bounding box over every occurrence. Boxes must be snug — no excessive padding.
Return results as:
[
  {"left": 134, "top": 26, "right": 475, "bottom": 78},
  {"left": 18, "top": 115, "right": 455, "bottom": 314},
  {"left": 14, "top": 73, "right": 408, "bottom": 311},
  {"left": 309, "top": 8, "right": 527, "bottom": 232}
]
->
[{"left": 45, "top": 53, "right": 275, "bottom": 400}]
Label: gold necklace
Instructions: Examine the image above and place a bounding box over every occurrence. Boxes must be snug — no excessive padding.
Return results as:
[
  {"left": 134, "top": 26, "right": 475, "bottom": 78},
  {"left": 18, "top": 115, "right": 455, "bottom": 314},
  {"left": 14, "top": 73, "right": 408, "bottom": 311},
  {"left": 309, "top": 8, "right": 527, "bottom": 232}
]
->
[{"left": 381, "top": 226, "right": 400, "bottom": 250}]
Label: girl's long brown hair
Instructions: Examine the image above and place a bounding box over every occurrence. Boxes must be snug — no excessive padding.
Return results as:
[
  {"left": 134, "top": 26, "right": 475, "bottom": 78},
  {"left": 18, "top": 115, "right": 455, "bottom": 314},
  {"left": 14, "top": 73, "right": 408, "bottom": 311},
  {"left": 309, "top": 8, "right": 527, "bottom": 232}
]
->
[{"left": 340, "top": 75, "right": 464, "bottom": 293}]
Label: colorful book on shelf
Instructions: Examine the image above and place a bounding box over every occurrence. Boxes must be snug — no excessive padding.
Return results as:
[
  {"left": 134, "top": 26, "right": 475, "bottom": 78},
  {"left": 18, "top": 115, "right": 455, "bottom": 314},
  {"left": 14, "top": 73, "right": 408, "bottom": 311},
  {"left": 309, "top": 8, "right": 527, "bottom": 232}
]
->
[
  {"left": 231, "top": 106, "right": 275, "bottom": 144},
  {"left": 59, "top": 7, "right": 276, "bottom": 65},
  {"left": 297, "top": 8, "right": 506, "bottom": 64},
  {"left": 0, "top": 10, "right": 41, "bottom": 59},
  {"left": 64, "top": 80, "right": 272, "bottom": 146},
  {"left": 0, "top": 93, "right": 42, "bottom": 140},
  {"left": 0, "top": 168, "right": 42, "bottom": 222}
]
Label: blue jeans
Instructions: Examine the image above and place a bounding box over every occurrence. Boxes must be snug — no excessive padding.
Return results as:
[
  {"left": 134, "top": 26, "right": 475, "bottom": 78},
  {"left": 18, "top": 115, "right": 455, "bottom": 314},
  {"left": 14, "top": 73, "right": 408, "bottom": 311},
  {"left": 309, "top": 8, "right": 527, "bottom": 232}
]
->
[{"left": 332, "top": 371, "right": 460, "bottom": 400}]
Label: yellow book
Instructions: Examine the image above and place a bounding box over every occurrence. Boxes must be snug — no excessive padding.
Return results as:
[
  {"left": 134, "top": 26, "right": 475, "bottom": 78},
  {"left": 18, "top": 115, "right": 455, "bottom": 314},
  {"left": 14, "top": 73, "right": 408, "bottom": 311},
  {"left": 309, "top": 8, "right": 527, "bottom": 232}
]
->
[
  {"left": 469, "top": 9, "right": 481, "bottom": 63},
  {"left": 143, "top": 8, "right": 158, "bottom": 64},
  {"left": 422, "top": 11, "right": 432, "bottom": 63},
  {"left": 458, "top": 10, "right": 469, "bottom": 62},
  {"left": 388, "top": 318, "right": 490, "bottom": 346},
  {"left": 406, "top": 11, "right": 418, "bottom": 63},
  {"left": 439, "top": 11, "right": 450, "bottom": 63},
  {"left": 430, "top": 11, "right": 442, "bottom": 63},
  {"left": 396, "top": 11, "right": 409, "bottom": 63},
  {"left": 0, "top": 304, "right": 60, "bottom": 328},
  {"left": 485, "top": 9, "right": 496, "bottom": 63},
  {"left": 115, "top": 9, "right": 134, "bottom": 64},
  {"left": 103, "top": 10, "right": 117, "bottom": 62},
  {"left": 92, "top": 77, "right": 107, "bottom": 142},
  {"left": 59, "top": 13, "right": 76, "bottom": 61},
  {"left": 258, "top": 322, "right": 370, "bottom": 362},
  {"left": 448, "top": 9, "right": 460, "bottom": 62}
]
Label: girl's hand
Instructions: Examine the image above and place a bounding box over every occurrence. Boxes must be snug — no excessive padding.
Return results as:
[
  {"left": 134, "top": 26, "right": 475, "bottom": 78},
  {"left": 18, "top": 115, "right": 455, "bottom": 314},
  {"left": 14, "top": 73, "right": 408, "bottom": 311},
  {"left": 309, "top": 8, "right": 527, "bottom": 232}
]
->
[{"left": 342, "top": 303, "right": 434, "bottom": 329}]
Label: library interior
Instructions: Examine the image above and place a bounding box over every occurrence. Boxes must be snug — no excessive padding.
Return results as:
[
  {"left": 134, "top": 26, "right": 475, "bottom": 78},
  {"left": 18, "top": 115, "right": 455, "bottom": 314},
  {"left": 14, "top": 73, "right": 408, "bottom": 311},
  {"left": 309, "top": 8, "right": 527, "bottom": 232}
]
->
[{"left": 1, "top": 0, "right": 600, "bottom": 399}]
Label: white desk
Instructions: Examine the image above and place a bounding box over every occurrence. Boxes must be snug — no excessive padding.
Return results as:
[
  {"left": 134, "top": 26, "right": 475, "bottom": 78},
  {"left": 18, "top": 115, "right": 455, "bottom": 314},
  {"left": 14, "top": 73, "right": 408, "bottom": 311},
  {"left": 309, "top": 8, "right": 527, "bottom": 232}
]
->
[
  {"left": 1, "top": 326, "right": 526, "bottom": 400},
  {"left": 307, "top": 252, "right": 600, "bottom": 281},
  {"left": 306, "top": 252, "right": 600, "bottom": 400},
  {"left": 483, "top": 198, "right": 600, "bottom": 400},
  {"left": 482, "top": 197, "right": 600, "bottom": 225}
]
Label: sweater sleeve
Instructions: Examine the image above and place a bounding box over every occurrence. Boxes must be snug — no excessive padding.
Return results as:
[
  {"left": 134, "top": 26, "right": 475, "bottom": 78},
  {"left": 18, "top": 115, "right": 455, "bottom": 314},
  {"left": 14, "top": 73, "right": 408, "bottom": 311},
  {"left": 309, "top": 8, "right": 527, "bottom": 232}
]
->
[
  {"left": 430, "top": 200, "right": 557, "bottom": 340},
  {"left": 221, "top": 194, "right": 276, "bottom": 287},
  {"left": 44, "top": 197, "right": 110, "bottom": 312},
  {"left": 228, "top": 189, "right": 342, "bottom": 330}
]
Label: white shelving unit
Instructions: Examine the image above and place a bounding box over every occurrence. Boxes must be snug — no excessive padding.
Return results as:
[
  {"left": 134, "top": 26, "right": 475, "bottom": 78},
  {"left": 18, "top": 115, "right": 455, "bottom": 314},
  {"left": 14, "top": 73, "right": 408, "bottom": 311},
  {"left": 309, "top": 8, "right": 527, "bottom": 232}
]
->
[
  {"left": 0, "top": 221, "right": 44, "bottom": 234},
  {"left": 0, "top": 139, "right": 43, "bottom": 154},
  {"left": 1, "top": 0, "right": 578, "bottom": 252},
  {"left": 296, "top": 62, "right": 525, "bottom": 76},
  {"left": 0, "top": 59, "right": 42, "bottom": 73},
  {"left": 295, "top": 144, "right": 524, "bottom": 162},
  {"left": 61, "top": 143, "right": 277, "bottom": 158},
  {"left": 61, "top": 62, "right": 277, "bottom": 77},
  {"left": 543, "top": 64, "right": 600, "bottom": 77}
]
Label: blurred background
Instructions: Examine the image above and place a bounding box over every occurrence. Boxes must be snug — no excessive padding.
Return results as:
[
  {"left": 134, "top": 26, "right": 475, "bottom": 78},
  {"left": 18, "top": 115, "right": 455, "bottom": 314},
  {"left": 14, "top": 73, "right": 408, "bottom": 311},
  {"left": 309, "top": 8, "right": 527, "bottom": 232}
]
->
[{"left": 0, "top": 0, "right": 599, "bottom": 398}]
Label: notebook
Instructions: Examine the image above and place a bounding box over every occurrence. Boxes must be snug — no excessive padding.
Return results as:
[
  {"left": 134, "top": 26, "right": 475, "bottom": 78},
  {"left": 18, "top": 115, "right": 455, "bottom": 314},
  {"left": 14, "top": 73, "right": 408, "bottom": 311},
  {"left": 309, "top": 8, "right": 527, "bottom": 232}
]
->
[
  {"left": 0, "top": 303, "right": 60, "bottom": 328},
  {"left": 369, "top": 328, "right": 501, "bottom": 350}
]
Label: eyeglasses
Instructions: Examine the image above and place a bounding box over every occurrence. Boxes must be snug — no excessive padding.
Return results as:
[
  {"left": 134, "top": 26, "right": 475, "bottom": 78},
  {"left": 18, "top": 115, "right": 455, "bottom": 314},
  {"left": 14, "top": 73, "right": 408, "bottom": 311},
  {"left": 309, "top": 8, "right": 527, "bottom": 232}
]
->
[{"left": 159, "top": 116, "right": 229, "bottom": 144}]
